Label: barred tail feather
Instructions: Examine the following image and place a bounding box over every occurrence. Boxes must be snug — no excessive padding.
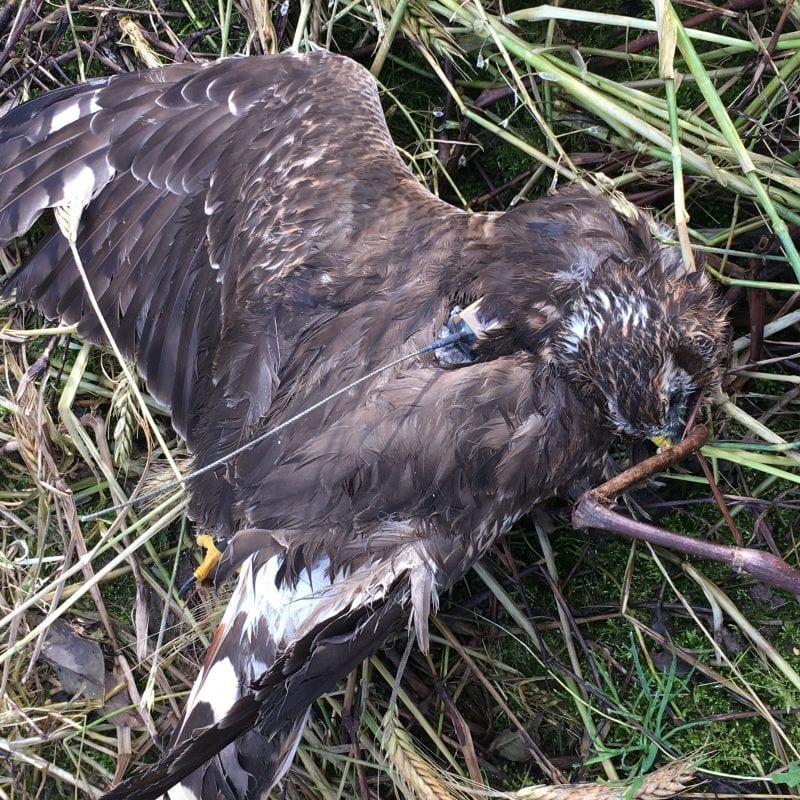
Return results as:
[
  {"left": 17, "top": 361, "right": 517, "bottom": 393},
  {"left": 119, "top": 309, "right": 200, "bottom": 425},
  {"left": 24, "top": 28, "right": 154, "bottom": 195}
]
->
[
  {"left": 165, "top": 555, "right": 309, "bottom": 800},
  {"left": 167, "top": 718, "right": 308, "bottom": 800},
  {"left": 102, "top": 549, "right": 415, "bottom": 800}
]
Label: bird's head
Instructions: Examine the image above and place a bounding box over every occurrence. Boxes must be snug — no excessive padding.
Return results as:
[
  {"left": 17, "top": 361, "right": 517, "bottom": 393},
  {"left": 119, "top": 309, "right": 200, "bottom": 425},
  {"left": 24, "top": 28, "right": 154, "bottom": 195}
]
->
[
  {"left": 548, "top": 265, "right": 728, "bottom": 443},
  {"left": 438, "top": 191, "right": 728, "bottom": 444}
]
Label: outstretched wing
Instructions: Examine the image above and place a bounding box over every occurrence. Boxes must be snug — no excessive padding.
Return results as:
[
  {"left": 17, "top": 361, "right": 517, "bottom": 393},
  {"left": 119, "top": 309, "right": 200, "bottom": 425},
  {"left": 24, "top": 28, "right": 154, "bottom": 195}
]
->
[
  {"left": 100, "top": 350, "right": 604, "bottom": 800},
  {"left": 0, "top": 52, "right": 418, "bottom": 528}
]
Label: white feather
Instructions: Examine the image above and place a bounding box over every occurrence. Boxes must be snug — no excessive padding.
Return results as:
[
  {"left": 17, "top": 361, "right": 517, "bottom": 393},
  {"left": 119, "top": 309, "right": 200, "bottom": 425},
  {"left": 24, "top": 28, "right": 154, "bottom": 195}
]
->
[
  {"left": 168, "top": 783, "right": 201, "bottom": 800},
  {"left": 46, "top": 102, "right": 83, "bottom": 134},
  {"left": 58, "top": 163, "right": 98, "bottom": 207},
  {"left": 177, "top": 653, "right": 239, "bottom": 732}
]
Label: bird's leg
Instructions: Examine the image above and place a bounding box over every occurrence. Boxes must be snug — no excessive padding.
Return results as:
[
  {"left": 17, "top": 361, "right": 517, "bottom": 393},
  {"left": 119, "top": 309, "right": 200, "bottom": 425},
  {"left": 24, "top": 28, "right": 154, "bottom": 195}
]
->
[
  {"left": 179, "top": 533, "right": 227, "bottom": 596},
  {"left": 572, "top": 426, "right": 800, "bottom": 593}
]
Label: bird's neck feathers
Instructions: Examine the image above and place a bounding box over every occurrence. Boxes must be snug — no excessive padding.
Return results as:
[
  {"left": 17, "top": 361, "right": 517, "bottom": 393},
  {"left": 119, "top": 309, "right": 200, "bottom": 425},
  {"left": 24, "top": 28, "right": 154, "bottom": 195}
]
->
[
  {"left": 550, "top": 263, "right": 724, "bottom": 379},
  {"left": 445, "top": 203, "right": 726, "bottom": 440},
  {"left": 555, "top": 269, "right": 663, "bottom": 360}
]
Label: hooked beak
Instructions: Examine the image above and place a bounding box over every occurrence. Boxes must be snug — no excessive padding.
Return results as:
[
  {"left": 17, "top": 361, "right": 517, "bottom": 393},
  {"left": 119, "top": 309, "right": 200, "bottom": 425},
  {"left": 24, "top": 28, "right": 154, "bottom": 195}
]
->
[{"left": 650, "top": 435, "right": 674, "bottom": 450}]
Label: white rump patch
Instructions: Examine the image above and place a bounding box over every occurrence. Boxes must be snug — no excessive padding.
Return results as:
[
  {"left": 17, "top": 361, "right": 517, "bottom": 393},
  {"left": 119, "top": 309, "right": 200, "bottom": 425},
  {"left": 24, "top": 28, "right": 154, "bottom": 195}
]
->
[
  {"left": 230, "top": 555, "right": 336, "bottom": 645},
  {"left": 230, "top": 533, "right": 441, "bottom": 652}
]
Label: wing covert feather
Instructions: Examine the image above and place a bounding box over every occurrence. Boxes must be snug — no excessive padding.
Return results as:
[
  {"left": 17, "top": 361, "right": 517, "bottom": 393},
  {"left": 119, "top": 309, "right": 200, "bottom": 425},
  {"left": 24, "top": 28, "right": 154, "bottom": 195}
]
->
[{"left": 1, "top": 52, "right": 416, "bottom": 527}]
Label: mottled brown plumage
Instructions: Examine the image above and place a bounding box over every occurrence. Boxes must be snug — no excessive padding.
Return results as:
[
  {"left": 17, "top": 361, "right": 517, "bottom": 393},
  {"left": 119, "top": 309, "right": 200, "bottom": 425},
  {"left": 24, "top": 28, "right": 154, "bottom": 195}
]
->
[{"left": 0, "top": 51, "right": 727, "bottom": 800}]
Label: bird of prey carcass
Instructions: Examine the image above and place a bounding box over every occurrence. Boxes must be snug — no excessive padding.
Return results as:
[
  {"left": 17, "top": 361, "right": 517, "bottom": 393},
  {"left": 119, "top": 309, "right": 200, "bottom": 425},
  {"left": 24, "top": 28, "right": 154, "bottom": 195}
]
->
[{"left": 0, "top": 50, "right": 727, "bottom": 800}]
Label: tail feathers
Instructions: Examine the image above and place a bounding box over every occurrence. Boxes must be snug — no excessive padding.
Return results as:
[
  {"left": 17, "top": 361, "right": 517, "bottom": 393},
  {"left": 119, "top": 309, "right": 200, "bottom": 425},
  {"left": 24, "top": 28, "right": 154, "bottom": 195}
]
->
[
  {"left": 167, "top": 717, "right": 308, "bottom": 800},
  {"left": 101, "top": 553, "right": 410, "bottom": 800},
  {"left": 101, "top": 691, "right": 264, "bottom": 800}
]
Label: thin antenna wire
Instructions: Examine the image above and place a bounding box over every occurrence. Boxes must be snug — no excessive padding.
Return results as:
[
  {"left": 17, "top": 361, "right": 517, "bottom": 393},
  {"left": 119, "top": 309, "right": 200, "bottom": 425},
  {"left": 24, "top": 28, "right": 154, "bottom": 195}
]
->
[{"left": 78, "top": 331, "right": 470, "bottom": 523}]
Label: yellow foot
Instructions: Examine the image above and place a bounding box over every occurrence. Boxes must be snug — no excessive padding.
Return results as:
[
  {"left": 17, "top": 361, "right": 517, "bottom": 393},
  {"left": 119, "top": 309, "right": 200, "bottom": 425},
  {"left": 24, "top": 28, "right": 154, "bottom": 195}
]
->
[
  {"left": 179, "top": 533, "right": 226, "bottom": 596},
  {"left": 193, "top": 533, "right": 224, "bottom": 583}
]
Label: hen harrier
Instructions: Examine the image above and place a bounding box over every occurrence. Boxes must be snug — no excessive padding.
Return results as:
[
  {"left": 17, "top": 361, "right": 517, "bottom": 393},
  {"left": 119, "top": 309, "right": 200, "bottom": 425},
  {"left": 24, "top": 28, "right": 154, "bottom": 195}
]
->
[{"left": 0, "top": 50, "right": 727, "bottom": 800}]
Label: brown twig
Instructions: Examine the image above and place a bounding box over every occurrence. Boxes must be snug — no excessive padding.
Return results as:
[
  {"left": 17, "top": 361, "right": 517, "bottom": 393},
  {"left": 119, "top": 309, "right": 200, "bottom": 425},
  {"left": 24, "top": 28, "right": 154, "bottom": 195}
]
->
[
  {"left": 693, "top": 449, "right": 743, "bottom": 547},
  {"left": 591, "top": 425, "right": 710, "bottom": 500},
  {"left": 586, "top": 0, "right": 764, "bottom": 72},
  {"left": 572, "top": 426, "right": 800, "bottom": 595}
]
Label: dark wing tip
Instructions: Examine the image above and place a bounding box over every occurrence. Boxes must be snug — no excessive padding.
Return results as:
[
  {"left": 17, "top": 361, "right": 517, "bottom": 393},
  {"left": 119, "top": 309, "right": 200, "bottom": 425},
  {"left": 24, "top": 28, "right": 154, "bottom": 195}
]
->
[{"left": 101, "top": 694, "right": 260, "bottom": 800}]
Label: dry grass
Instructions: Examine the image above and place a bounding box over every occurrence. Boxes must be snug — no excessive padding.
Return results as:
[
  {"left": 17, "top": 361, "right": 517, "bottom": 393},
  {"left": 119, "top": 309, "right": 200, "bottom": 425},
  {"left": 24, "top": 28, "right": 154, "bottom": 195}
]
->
[{"left": 1, "top": 1, "right": 800, "bottom": 799}]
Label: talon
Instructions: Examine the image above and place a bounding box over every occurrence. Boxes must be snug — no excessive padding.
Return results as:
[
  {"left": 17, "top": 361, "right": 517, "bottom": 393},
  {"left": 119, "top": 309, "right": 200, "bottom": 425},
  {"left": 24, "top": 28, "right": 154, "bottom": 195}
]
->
[
  {"left": 194, "top": 533, "right": 225, "bottom": 582},
  {"left": 179, "top": 533, "right": 227, "bottom": 597}
]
